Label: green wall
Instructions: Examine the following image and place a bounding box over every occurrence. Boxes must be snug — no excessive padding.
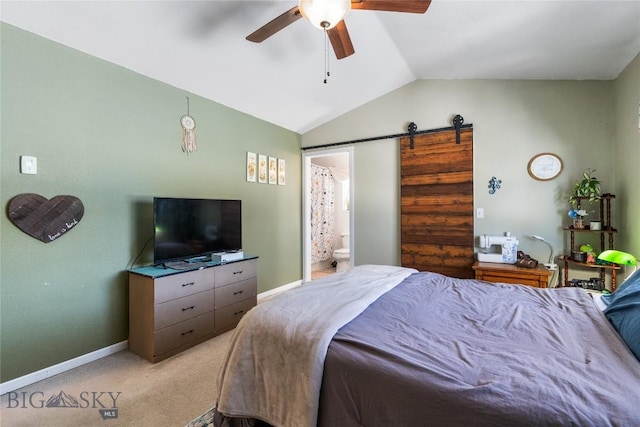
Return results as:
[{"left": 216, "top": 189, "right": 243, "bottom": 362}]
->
[
  {"left": 614, "top": 53, "right": 640, "bottom": 257},
  {"left": 0, "top": 23, "right": 302, "bottom": 382},
  {"left": 303, "top": 79, "right": 619, "bottom": 272}
]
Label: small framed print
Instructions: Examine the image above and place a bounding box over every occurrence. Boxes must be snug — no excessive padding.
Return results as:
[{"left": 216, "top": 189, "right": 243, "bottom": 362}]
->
[
  {"left": 278, "top": 159, "right": 286, "bottom": 186},
  {"left": 258, "top": 154, "right": 267, "bottom": 184},
  {"left": 246, "top": 152, "right": 257, "bottom": 182},
  {"left": 527, "top": 152, "right": 563, "bottom": 181},
  {"left": 268, "top": 157, "right": 277, "bottom": 185}
]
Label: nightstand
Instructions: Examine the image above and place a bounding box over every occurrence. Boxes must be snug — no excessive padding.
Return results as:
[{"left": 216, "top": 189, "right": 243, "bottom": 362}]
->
[{"left": 472, "top": 261, "right": 551, "bottom": 288}]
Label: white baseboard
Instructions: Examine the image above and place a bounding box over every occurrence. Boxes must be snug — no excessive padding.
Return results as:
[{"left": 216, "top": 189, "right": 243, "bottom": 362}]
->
[
  {"left": 0, "top": 340, "right": 129, "bottom": 395},
  {"left": 0, "top": 280, "right": 302, "bottom": 395},
  {"left": 258, "top": 279, "right": 302, "bottom": 301}
]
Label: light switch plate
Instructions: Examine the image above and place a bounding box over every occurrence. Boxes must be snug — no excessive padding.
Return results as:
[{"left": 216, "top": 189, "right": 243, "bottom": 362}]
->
[{"left": 20, "top": 156, "right": 37, "bottom": 174}]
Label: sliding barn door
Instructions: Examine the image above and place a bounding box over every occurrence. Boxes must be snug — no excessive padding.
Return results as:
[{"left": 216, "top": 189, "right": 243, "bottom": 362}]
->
[{"left": 400, "top": 127, "right": 474, "bottom": 278}]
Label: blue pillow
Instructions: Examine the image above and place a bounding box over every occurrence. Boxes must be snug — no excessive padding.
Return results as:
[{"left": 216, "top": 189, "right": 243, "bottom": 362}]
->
[
  {"left": 602, "top": 269, "right": 640, "bottom": 361},
  {"left": 602, "top": 267, "right": 640, "bottom": 306}
]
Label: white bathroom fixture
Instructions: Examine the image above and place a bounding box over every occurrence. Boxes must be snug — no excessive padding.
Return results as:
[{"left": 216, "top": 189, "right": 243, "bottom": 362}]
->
[{"left": 333, "top": 233, "right": 350, "bottom": 273}]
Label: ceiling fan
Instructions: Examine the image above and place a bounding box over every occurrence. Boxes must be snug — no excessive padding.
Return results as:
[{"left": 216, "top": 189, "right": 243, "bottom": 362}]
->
[{"left": 246, "top": 0, "right": 432, "bottom": 60}]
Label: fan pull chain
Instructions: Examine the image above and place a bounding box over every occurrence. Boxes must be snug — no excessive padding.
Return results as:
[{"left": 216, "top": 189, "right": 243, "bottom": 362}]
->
[{"left": 323, "top": 26, "right": 330, "bottom": 84}]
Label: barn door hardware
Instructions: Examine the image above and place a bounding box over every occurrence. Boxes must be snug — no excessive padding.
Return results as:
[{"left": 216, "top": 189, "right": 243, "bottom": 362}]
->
[
  {"left": 453, "top": 114, "right": 464, "bottom": 144},
  {"left": 408, "top": 122, "right": 418, "bottom": 149},
  {"left": 300, "top": 118, "right": 472, "bottom": 151}
]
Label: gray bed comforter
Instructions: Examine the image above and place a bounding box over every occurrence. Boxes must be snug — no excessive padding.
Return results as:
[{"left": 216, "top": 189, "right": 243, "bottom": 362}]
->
[
  {"left": 216, "top": 269, "right": 640, "bottom": 427},
  {"left": 319, "top": 272, "right": 640, "bottom": 426}
]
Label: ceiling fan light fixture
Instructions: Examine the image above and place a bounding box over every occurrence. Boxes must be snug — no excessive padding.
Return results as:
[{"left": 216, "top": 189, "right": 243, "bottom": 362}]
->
[{"left": 299, "top": 0, "right": 351, "bottom": 30}]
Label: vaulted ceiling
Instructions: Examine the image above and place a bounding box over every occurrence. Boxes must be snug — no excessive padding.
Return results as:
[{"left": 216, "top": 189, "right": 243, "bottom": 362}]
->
[{"left": 2, "top": 1, "right": 639, "bottom": 134}]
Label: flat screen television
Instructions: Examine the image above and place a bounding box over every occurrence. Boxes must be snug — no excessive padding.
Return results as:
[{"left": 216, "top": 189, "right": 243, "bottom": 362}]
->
[{"left": 153, "top": 197, "right": 242, "bottom": 265}]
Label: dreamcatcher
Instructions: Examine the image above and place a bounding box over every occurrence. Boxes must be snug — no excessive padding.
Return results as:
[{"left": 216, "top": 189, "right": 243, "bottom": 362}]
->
[{"left": 181, "top": 97, "right": 197, "bottom": 154}]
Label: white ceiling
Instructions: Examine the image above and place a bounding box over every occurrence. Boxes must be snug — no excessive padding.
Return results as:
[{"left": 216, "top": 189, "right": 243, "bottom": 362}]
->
[{"left": 2, "top": 1, "right": 639, "bottom": 134}]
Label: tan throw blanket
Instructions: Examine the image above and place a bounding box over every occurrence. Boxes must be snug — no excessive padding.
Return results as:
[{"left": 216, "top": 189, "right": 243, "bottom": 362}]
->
[{"left": 216, "top": 265, "right": 417, "bottom": 427}]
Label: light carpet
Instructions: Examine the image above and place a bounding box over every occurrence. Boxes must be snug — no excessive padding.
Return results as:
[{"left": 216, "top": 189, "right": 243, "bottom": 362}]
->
[
  {"left": 0, "top": 331, "right": 232, "bottom": 426},
  {"left": 185, "top": 406, "right": 216, "bottom": 427}
]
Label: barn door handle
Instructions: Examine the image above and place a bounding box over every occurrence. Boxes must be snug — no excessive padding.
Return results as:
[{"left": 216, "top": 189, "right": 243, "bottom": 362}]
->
[
  {"left": 408, "top": 122, "right": 417, "bottom": 149},
  {"left": 453, "top": 114, "right": 464, "bottom": 144}
]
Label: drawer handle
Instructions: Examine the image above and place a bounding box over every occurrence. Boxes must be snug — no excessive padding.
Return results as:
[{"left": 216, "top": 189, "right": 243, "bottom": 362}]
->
[
  {"left": 233, "top": 270, "right": 243, "bottom": 275},
  {"left": 233, "top": 290, "right": 244, "bottom": 296},
  {"left": 182, "top": 305, "right": 195, "bottom": 312},
  {"left": 234, "top": 310, "right": 245, "bottom": 316},
  {"left": 182, "top": 282, "right": 195, "bottom": 287},
  {"left": 181, "top": 329, "right": 194, "bottom": 336}
]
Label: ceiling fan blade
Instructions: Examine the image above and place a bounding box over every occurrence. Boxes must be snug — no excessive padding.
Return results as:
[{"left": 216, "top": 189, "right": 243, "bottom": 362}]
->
[
  {"left": 327, "top": 20, "right": 355, "bottom": 60},
  {"left": 246, "top": 6, "right": 303, "bottom": 43},
  {"left": 351, "top": 0, "right": 431, "bottom": 14}
]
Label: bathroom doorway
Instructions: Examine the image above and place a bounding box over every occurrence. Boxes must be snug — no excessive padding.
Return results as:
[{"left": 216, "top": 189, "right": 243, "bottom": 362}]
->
[{"left": 302, "top": 148, "right": 354, "bottom": 282}]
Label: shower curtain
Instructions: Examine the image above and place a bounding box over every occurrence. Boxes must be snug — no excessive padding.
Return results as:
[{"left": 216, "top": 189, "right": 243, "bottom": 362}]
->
[{"left": 310, "top": 164, "right": 335, "bottom": 264}]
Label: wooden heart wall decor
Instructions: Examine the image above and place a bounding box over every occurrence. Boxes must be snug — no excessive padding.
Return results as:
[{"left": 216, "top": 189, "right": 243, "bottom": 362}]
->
[{"left": 8, "top": 193, "right": 84, "bottom": 243}]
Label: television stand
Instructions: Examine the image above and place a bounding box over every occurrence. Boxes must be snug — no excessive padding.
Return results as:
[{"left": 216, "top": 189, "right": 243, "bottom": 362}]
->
[{"left": 129, "top": 256, "right": 258, "bottom": 362}]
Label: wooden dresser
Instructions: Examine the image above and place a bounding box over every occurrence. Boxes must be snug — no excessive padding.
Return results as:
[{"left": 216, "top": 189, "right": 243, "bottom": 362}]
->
[
  {"left": 129, "top": 257, "right": 257, "bottom": 362},
  {"left": 472, "top": 261, "right": 551, "bottom": 288}
]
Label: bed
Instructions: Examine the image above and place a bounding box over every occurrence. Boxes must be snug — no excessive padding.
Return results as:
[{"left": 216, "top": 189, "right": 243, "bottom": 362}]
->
[{"left": 213, "top": 265, "right": 640, "bottom": 427}]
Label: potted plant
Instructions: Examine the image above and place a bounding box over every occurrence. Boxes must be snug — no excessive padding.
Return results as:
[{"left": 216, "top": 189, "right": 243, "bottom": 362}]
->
[{"left": 569, "top": 168, "right": 601, "bottom": 207}]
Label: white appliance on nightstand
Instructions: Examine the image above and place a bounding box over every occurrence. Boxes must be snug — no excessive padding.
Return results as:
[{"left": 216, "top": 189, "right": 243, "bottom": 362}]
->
[{"left": 477, "top": 232, "right": 519, "bottom": 264}]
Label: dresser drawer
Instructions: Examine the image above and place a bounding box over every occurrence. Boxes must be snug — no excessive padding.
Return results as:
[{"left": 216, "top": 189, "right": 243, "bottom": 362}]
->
[
  {"left": 154, "top": 268, "right": 214, "bottom": 303},
  {"left": 216, "top": 259, "right": 257, "bottom": 287},
  {"left": 215, "top": 278, "right": 257, "bottom": 309},
  {"left": 154, "top": 289, "right": 215, "bottom": 330},
  {"left": 215, "top": 298, "right": 257, "bottom": 333},
  {"left": 154, "top": 311, "right": 215, "bottom": 356},
  {"left": 472, "top": 262, "right": 551, "bottom": 288}
]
